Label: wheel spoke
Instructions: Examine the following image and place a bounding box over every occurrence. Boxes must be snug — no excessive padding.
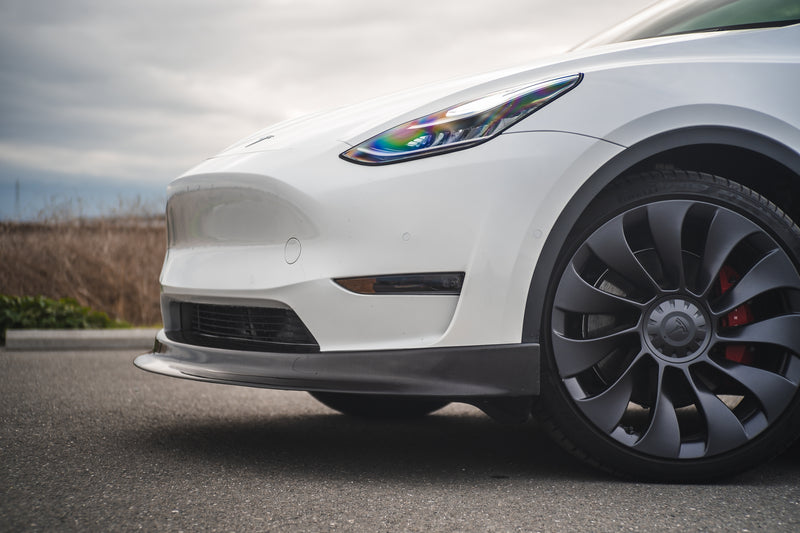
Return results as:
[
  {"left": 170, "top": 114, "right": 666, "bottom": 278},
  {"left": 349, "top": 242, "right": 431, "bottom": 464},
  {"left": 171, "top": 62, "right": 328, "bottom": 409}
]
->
[
  {"left": 647, "top": 201, "right": 691, "bottom": 289},
  {"left": 587, "top": 217, "right": 658, "bottom": 294},
  {"left": 709, "top": 359, "right": 798, "bottom": 421},
  {"left": 552, "top": 327, "right": 639, "bottom": 378},
  {"left": 687, "top": 371, "right": 749, "bottom": 455},
  {"left": 712, "top": 250, "right": 800, "bottom": 315},
  {"left": 697, "top": 209, "right": 761, "bottom": 296},
  {"left": 716, "top": 314, "right": 800, "bottom": 355},
  {"left": 633, "top": 380, "right": 682, "bottom": 458},
  {"left": 554, "top": 263, "right": 643, "bottom": 314},
  {"left": 575, "top": 366, "right": 635, "bottom": 433}
]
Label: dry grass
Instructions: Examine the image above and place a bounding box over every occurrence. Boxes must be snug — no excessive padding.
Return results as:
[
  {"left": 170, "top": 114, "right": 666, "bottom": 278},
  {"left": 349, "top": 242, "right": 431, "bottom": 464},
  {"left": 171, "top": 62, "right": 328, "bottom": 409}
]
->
[{"left": 0, "top": 216, "right": 165, "bottom": 325}]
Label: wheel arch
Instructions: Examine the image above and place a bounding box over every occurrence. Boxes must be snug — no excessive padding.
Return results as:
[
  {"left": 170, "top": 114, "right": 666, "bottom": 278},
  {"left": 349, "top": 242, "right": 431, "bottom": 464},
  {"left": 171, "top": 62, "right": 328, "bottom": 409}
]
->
[{"left": 522, "top": 125, "right": 800, "bottom": 343}]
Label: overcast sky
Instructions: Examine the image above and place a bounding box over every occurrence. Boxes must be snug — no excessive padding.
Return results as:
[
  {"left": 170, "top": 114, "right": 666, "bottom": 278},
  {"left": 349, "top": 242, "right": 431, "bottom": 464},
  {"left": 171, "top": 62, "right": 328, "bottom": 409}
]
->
[{"left": 0, "top": 0, "right": 654, "bottom": 218}]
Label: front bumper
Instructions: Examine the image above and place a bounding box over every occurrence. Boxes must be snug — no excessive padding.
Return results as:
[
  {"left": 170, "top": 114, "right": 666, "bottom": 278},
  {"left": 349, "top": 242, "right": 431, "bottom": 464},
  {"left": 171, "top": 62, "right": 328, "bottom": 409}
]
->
[
  {"left": 134, "top": 329, "right": 540, "bottom": 397},
  {"left": 161, "top": 131, "right": 622, "bottom": 352}
]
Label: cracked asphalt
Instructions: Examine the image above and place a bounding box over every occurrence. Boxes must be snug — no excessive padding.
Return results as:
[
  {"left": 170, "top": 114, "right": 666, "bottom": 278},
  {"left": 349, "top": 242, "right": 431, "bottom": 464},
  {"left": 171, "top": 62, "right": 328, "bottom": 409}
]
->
[{"left": 2, "top": 349, "right": 799, "bottom": 532}]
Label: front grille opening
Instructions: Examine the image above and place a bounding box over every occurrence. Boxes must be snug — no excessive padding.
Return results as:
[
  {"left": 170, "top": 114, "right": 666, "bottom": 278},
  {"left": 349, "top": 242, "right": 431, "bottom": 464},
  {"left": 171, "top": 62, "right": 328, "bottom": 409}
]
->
[{"left": 167, "top": 302, "right": 319, "bottom": 353}]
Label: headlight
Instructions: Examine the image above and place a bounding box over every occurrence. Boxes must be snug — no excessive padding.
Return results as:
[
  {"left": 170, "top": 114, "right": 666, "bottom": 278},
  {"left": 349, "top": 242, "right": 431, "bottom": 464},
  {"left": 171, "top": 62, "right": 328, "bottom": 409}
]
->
[{"left": 341, "top": 73, "right": 582, "bottom": 165}]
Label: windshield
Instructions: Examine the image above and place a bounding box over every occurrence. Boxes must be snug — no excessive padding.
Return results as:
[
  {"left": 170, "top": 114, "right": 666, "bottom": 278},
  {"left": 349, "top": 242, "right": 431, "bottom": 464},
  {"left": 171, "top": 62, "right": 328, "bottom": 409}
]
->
[{"left": 578, "top": 0, "right": 800, "bottom": 49}]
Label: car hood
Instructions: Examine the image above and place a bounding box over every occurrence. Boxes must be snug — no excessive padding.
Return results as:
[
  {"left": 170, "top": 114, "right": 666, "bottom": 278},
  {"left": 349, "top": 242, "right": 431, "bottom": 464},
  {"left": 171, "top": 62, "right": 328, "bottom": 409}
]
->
[{"left": 212, "top": 24, "right": 797, "bottom": 159}]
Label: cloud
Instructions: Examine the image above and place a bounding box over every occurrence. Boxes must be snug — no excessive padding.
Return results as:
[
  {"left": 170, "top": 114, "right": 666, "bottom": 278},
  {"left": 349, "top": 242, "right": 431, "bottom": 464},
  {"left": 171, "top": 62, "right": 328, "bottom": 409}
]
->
[{"left": 0, "top": 0, "right": 653, "bottom": 202}]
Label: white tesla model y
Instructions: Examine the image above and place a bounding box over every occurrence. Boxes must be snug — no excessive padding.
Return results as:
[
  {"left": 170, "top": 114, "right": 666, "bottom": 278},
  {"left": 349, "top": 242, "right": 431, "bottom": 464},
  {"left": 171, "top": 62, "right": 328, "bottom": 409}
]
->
[{"left": 136, "top": 0, "right": 800, "bottom": 480}]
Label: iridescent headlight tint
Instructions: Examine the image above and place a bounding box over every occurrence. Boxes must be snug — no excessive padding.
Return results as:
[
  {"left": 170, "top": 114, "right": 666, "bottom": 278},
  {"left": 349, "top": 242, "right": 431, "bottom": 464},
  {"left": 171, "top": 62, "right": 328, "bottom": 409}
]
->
[{"left": 341, "top": 74, "right": 582, "bottom": 165}]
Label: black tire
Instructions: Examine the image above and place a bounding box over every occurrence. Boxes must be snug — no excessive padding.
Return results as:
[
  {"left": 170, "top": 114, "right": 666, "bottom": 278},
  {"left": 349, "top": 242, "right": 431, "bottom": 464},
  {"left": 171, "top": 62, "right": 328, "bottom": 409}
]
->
[
  {"left": 536, "top": 170, "right": 800, "bottom": 481},
  {"left": 309, "top": 391, "right": 449, "bottom": 419}
]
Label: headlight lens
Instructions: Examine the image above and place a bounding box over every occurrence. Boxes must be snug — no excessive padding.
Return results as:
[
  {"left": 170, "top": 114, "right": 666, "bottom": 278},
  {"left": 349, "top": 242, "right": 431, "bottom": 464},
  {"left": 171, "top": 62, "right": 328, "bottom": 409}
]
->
[{"left": 341, "top": 73, "right": 582, "bottom": 165}]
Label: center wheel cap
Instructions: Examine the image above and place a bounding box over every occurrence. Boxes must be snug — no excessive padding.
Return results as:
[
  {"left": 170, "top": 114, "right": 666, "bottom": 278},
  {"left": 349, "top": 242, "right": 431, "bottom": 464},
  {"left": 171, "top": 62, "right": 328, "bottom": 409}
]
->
[{"left": 645, "top": 298, "right": 710, "bottom": 362}]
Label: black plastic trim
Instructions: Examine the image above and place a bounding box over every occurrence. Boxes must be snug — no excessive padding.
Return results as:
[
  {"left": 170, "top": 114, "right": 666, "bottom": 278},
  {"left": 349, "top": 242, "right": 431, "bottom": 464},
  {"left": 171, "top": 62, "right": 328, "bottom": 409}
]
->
[
  {"left": 135, "top": 330, "right": 540, "bottom": 397},
  {"left": 522, "top": 126, "right": 800, "bottom": 343},
  {"left": 165, "top": 330, "right": 319, "bottom": 354},
  {"left": 167, "top": 301, "right": 319, "bottom": 353}
]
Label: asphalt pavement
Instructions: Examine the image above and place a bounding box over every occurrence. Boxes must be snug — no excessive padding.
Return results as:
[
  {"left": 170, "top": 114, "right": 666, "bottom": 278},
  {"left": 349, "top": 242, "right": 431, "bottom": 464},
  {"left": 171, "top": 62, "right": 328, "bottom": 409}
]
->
[{"left": 2, "top": 348, "right": 799, "bottom": 532}]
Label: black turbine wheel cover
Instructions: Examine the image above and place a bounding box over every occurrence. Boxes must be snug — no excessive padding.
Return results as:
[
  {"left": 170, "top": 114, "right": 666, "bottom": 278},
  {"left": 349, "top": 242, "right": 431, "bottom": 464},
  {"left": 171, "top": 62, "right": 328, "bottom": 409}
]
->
[{"left": 551, "top": 199, "right": 800, "bottom": 460}]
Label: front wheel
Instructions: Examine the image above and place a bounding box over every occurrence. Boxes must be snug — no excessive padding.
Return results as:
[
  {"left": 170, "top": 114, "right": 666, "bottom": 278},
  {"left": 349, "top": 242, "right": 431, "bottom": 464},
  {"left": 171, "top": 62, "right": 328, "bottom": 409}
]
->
[
  {"left": 537, "top": 171, "right": 800, "bottom": 481},
  {"left": 309, "top": 391, "right": 449, "bottom": 419}
]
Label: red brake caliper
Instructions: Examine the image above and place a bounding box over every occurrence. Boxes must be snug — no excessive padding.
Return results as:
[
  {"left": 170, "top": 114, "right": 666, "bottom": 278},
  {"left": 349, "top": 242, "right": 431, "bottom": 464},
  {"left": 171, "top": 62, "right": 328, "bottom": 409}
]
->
[{"left": 719, "top": 265, "right": 755, "bottom": 364}]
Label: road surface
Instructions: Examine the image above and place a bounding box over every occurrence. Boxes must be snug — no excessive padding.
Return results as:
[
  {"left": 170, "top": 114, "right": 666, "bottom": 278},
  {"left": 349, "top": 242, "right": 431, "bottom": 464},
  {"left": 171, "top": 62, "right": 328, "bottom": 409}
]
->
[{"left": 2, "top": 349, "right": 799, "bottom": 531}]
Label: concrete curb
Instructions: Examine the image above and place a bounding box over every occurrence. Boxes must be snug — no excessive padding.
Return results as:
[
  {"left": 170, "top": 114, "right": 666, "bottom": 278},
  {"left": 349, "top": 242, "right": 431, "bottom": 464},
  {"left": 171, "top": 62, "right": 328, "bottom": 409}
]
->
[{"left": 4, "top": 328, "right": 158, "bottom": 351}]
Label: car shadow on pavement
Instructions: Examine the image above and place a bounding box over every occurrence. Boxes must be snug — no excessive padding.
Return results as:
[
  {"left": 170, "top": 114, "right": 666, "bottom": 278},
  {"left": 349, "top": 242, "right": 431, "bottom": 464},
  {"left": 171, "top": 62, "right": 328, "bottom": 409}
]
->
[
  {"left": 130, "top": 408, "right": 607, "bottom": 483},
  {"left": 126, "top": 405, "right": 800, "bottom": 486}
]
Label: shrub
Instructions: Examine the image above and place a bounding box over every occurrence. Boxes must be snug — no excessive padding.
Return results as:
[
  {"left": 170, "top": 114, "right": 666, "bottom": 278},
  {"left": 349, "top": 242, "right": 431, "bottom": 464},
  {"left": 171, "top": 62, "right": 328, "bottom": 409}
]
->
[{"left": 0, "top": 294, "right": 130, "bottom": 343}]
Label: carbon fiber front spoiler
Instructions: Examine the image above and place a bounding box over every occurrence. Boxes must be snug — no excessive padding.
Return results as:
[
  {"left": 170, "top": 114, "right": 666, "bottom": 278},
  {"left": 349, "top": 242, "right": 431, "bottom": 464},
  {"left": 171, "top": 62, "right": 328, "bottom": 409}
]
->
[{"left": 134, "top": 330, "right": 540, "bottom": 397}]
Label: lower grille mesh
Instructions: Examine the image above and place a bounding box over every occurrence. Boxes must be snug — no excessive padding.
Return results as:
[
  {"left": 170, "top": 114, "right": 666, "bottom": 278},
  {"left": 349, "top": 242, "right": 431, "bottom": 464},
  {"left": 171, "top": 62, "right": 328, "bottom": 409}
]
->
[{"left": 167, "top": 302, "right": 319, "bottom": 353}]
